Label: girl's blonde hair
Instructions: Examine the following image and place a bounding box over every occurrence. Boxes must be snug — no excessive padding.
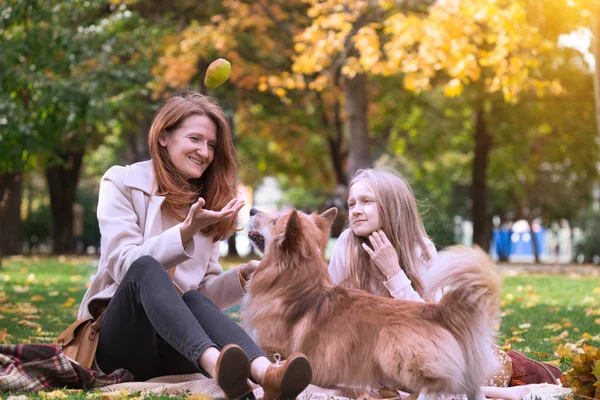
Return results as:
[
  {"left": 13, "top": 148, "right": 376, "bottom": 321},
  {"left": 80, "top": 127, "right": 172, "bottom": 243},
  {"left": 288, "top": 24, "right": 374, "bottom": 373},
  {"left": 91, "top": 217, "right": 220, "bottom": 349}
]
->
[
  {"left": 346, "top": 168, "right": 433, "bottom": 298},
  {"left": 148, "top": 91, "right": 237, "bottom": 241}
]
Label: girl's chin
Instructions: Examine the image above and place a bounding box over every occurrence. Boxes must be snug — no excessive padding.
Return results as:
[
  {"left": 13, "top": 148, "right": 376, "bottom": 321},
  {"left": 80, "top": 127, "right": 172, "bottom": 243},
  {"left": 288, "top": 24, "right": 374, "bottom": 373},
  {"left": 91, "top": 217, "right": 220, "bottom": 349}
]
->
[{"left": 352, "top": 228, "right": 373, "bottom": 238}]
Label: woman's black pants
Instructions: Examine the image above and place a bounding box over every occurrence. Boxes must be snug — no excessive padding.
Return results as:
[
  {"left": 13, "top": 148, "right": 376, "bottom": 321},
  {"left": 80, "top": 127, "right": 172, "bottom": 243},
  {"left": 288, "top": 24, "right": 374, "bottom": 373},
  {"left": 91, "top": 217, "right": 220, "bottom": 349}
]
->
[{"left": 96, "top": 255, "right": 264, "bottom": 381}]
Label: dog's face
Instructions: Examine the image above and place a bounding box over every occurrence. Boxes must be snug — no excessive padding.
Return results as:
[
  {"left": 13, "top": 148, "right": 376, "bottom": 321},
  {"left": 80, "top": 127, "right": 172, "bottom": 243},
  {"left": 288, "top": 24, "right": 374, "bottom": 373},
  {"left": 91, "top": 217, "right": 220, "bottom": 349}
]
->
[{"left": 248, "top": 207, "right": 338, "bottom": 257}]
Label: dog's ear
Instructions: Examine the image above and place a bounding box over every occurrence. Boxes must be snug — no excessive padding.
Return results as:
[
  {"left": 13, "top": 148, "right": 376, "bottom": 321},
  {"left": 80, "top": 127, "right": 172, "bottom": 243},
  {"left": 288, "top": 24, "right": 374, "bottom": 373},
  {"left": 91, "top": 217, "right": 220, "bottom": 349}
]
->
[
  {"left": 281, "top": 209, "right": 300, "bottom": 248},
  {"left": 317, "top": 207, "right": 338, "bottom": 232}
]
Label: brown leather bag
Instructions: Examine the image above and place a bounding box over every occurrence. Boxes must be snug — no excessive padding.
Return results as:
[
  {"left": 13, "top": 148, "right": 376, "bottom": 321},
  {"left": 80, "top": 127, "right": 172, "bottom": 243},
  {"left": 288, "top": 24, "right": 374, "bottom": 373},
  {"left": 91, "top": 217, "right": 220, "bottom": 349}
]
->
[{"left": 54, "top": 314, "right": 103, "bottom": 369}]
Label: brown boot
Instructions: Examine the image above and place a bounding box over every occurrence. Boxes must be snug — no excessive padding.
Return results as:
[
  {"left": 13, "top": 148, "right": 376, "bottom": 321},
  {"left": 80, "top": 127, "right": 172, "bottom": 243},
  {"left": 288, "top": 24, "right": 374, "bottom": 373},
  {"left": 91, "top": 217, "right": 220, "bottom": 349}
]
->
[
  {"left": 215, "top": 344, "right": 253, "bottom": 399},
  {"left": 262, "top": 353, "right": 312, "bottom": 400}
]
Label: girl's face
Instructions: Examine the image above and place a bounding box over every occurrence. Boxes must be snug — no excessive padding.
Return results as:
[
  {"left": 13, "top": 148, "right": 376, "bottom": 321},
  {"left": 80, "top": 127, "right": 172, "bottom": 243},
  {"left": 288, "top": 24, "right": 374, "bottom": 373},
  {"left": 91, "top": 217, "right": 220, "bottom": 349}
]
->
[
  {"left": 159, "top": 114, "right": 217, "bottom": 180},
  {"left": 348, "top": 179, "right": 381, "bottom": 237}
]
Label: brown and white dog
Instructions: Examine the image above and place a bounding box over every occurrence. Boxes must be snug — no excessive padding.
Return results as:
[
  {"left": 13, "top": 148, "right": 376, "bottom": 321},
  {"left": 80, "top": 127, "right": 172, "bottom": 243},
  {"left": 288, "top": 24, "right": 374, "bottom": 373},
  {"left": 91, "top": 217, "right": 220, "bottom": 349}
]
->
[{"left": 242, "top": 207, "right": 502, "bottom": 400}]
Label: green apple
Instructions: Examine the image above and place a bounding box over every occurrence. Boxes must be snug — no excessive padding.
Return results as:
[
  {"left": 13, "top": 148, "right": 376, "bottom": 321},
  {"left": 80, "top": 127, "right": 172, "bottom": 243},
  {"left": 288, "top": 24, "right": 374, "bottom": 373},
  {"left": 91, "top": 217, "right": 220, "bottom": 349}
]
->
[{"left": 204, "top": 58, "right": 231, "bottom": 89}]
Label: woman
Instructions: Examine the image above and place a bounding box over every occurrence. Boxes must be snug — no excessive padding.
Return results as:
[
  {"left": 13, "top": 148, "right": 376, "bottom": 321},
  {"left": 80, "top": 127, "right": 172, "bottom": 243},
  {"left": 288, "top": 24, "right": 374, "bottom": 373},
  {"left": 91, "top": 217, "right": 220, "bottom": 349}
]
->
[
  {"left": 77, "top": 91, "right": 312, "bottom": 399},
  {"left": 328, "top": 168, "right": 513, "bottom": 388}
]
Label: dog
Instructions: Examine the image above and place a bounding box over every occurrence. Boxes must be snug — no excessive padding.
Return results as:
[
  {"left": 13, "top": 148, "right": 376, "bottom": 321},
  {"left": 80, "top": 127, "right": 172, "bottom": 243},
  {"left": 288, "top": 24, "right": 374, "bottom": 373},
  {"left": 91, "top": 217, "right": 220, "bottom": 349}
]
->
[{"left": 242, "top": 207, "right": 502, "bottom": 400}]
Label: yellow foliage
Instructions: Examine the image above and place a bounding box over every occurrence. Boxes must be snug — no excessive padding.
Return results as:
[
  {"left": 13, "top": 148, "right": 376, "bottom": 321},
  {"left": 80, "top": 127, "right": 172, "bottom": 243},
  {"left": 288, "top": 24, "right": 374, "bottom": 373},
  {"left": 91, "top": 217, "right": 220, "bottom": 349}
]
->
[
  {"left": 443, "top": 79, "right": 463, "bottom": 98},
  {"left": 277, "top": 0, "right": 555, "bottom": 102}
]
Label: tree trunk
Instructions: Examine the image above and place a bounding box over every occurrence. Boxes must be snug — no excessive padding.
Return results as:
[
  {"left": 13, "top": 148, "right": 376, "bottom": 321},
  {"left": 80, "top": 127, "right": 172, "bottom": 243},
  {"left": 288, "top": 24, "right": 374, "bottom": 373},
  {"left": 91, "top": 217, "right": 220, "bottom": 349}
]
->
[
  {"left": 344, "top": 73, "right": 371, "bottom": 178},
  {"left": 0, "top": 174, "right": 23, "bottom": 255},
  {"left": 471, "top": 107, "right": 492, "bottom": 252},
  {"left": 526, "top": 219, "right": 540, "bottom": 264},
  {"left": 319, "top": 92, "right": 348, "bottom": 186},
  {"left": 0, "top": 173, "right": 23, "bottom": 266},
  {"left": 126, "top": 112, "right": 152, "bottom": 163},
  {"left": 593, "top": 10, "right": 600, "bottom": 139},
  {"left": 593, "top": 11, "right": 600, "bottom": 211},
  {"left": 227, "top": 232, "right": 239, "bottom": 257},
  {"left": 45, "top": 150, "right": 84, "bottom": 254}
]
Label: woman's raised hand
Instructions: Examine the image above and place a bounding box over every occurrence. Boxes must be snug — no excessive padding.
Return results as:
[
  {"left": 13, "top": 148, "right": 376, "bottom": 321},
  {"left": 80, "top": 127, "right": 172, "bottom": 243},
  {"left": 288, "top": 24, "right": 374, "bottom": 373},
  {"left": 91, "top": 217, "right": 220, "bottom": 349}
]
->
[{"left": 180, "top": 198, "right": 245, "bottom": 245}]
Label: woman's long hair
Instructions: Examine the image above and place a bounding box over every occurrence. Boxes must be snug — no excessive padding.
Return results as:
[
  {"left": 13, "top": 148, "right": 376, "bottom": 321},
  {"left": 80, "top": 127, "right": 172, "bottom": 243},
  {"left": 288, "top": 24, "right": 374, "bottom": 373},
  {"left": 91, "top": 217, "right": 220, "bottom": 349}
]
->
[
  {"left": 148, "top": 91, "right": 237, "bottom": 240},
  {"left": 346, "top": 168, "right": 433, "bottom": 298}
]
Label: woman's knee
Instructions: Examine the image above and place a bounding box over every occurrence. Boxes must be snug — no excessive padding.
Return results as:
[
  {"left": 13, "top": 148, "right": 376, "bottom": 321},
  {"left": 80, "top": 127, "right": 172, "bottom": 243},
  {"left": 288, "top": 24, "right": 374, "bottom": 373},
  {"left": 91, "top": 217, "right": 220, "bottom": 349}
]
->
[
  {"left": 181, "top": 290, "right": 220, "bottom": 312},
  {"left": 127, "top": 255, "right": 168, "bottom": 281}
]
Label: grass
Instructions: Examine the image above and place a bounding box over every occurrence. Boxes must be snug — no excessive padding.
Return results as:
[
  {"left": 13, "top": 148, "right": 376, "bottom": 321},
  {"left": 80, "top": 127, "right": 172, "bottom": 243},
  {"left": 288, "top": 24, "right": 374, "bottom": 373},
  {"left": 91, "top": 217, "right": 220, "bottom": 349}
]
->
[{"left": 0, "top": 255, "right": 599, "bottom": 396}]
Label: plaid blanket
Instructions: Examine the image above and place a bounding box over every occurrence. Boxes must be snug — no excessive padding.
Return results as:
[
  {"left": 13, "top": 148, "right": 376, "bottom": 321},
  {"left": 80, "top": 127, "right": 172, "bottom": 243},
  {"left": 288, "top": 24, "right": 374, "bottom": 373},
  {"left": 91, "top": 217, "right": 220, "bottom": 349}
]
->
[{"left": 0, "top": 344, "right": 133, "bottom": 392}]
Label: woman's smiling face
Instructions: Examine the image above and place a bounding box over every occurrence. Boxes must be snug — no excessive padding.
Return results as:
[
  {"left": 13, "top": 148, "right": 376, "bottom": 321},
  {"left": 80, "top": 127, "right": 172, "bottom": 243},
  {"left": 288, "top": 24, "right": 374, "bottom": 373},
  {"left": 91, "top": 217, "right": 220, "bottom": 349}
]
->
[{"left": 159, "top": 114, "right": 217, "bottom": 180}]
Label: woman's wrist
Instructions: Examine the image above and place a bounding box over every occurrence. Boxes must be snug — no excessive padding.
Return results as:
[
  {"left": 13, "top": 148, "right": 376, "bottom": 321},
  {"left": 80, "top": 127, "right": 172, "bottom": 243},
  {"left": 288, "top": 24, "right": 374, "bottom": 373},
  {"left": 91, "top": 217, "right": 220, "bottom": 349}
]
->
[{"left": 180, "top": 220, "right": 194, "bottom": 245}]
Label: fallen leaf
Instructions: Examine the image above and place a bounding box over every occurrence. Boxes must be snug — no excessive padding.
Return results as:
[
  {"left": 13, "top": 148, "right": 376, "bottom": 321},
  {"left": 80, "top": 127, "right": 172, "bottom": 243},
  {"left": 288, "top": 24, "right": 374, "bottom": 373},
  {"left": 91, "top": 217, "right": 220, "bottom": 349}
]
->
[
  {"left": 0, "top": 329, "right": 13, "bottom": 343},
  {"left": 62, "top": 297, "right": 76, "bottom": 308},
  {"left": 7, "top": 395, "right": 29, "bottom": 400},
  {"left": 17, "top": 320, "right": 41, "bottom": 330},
  {"left": 40, "top": 390, "right": 67, "bottom": 399},
  {"left": 13, "top": 285, "right": 30, "bottom": 293},
  {"left": 30, "top": 295, "right": 45, "bottom": 302}
]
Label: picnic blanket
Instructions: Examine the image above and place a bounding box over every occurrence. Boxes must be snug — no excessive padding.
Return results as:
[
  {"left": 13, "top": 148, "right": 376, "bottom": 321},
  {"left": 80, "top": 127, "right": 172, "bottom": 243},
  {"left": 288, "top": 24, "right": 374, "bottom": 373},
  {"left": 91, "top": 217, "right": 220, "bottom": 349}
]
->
[
  {"left": 0, "top": 344, "right": 572, "bottom": 400},
  {"left": 0, "top": 344, "right": 133, "bottom": 391},
  {"left": 98, "top": 374, "right": 572, "bottom": 400}
]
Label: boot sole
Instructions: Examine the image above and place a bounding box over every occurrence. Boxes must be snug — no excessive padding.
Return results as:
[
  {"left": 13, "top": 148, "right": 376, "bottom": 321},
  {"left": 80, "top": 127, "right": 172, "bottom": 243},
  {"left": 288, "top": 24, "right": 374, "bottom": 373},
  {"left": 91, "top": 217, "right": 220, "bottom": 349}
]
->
[
  {"left": 278, "top": 354, "right": 312, "bottom": 400},
  {"left": 216, "top": 345, "right": 252, "bottom": 399}
]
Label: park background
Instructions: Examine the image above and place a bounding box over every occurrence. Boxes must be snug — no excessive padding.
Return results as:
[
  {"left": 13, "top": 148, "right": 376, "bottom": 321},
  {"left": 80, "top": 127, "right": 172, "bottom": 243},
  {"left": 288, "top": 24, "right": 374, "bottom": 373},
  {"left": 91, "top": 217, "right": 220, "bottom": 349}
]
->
[{"left": 1, "top": 0, "right": 600, "bottom": 395}]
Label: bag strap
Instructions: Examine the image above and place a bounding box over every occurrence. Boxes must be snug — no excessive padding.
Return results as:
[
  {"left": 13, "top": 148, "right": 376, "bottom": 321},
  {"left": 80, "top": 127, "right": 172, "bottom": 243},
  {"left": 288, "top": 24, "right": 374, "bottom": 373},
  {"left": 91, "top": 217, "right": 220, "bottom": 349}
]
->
[{"left": 91, "top": 312, "right": 103, "bottom": 331}]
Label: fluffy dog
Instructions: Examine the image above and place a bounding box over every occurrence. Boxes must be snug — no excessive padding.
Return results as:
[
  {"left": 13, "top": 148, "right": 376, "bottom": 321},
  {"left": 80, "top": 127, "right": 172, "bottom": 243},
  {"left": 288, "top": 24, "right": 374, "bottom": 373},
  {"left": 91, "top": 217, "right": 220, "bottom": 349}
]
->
[{"left": 242, "top": 207, "right": 502, "bottom": 400}]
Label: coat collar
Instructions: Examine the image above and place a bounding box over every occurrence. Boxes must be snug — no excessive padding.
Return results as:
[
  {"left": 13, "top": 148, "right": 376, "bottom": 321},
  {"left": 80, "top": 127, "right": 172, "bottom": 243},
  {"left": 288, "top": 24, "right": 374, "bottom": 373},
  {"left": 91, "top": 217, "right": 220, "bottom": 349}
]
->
[{"left": 123, "top": 160, "right": 156, "bottom": 195}]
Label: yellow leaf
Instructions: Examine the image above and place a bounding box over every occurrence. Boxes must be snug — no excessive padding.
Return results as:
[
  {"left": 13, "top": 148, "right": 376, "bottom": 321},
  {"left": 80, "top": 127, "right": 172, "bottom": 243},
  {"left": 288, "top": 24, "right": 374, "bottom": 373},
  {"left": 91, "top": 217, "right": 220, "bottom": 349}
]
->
[
  {"left": 30, "top": 295, "right": 46, "bottom": 302},
  {"left": 40, "top": 390, "right": 68, "bottom": 400},
  {"left": 0, "top": 328, "right": 13, "bottom": 343},
  {"left": 17, "top": 320, "right": 41, "bottom": 330},
  {"left": 62, "top": 298, "right": 76, "bottom": 308}
]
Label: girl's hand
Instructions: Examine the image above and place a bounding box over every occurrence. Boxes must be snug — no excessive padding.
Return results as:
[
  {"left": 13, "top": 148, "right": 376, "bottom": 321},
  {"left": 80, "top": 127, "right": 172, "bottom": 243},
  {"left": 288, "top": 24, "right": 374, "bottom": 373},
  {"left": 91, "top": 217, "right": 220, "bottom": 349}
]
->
[
  {"left": 361, "top": 230, "right": 401, "bottom": 280},
  {"left": 180, "top": 198, "right": 245, "bottom": 245}
]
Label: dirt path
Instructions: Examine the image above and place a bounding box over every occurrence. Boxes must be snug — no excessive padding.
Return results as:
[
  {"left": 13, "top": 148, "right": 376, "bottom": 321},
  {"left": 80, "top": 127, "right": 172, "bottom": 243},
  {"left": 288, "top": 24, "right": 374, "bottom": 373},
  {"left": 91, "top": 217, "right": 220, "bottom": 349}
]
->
[{"left": 497, "top": 263, "right": 600, "bottom": 276}]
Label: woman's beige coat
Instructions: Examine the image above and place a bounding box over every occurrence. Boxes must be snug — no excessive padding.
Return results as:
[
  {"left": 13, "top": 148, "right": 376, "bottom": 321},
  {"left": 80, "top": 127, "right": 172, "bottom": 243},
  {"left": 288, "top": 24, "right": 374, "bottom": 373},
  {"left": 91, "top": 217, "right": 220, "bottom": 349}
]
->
[{"left": 77, "top": 160, "right": 243, "bottom": 319}]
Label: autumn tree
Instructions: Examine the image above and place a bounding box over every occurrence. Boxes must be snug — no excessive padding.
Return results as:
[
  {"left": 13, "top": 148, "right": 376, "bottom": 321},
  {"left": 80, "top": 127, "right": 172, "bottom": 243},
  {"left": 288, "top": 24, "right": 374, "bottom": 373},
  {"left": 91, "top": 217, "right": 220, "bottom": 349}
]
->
[
  {"left": 0, "top": 0, "right": 161, "bottom": 254},
  {"left": 262, "top": 0, "right": 563, "bottom": 250}
]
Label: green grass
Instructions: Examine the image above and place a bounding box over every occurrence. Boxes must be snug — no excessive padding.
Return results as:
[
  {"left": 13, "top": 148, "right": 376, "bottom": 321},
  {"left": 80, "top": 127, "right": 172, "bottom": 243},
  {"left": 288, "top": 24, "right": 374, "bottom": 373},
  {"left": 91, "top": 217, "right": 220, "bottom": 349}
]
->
[
  {"left": 0, "top": 256, "right": 599, "bottom": 396},
  {"left": 498, "top": 273, "right": 600, "bottom": 370}
]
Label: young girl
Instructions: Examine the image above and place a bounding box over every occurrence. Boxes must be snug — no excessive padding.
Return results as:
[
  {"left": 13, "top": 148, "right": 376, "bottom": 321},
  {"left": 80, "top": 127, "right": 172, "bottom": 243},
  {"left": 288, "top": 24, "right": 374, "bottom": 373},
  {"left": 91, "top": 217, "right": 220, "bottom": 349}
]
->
[
  {"left": 77, "top": 91, "right": 311, "bottom": 399},
  {"left": 328, "top": 168, "right": 513, "bottom": 388}
]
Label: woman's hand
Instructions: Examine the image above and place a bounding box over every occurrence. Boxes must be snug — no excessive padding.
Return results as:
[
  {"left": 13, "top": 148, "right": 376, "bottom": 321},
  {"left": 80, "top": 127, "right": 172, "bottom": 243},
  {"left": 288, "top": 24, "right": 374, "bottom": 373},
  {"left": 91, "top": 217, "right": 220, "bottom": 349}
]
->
[
  {"left": 361, "top": 230, "right": 402, "bottom": 280},
  {"left": 238, "top": 260, "right": 260, "bottom": 282},
  {"left": 180, "top": 197, "right": 245, "bottom": 245}
]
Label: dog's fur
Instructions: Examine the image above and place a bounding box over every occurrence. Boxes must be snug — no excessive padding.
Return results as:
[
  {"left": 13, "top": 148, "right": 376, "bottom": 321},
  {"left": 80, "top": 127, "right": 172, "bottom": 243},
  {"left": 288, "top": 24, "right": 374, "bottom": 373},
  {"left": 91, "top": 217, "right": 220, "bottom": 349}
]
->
[{"left": 242, "top": 208, "right": 502, "bottom": 399}]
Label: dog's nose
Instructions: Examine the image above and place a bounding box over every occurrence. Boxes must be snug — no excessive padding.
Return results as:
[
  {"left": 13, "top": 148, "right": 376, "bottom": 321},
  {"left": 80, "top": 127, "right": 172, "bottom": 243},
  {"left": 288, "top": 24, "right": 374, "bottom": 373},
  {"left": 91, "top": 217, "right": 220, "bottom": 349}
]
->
[{"left": 250, "top": 208, "right": 258, "bottom": 216}]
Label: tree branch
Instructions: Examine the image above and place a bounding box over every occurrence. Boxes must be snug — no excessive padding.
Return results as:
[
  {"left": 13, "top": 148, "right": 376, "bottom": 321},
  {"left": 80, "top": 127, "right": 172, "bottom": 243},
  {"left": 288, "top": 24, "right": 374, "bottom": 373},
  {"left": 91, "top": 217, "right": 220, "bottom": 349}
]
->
[{"left": 257, "top": 0, "right": 295, "bottom": 39}]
